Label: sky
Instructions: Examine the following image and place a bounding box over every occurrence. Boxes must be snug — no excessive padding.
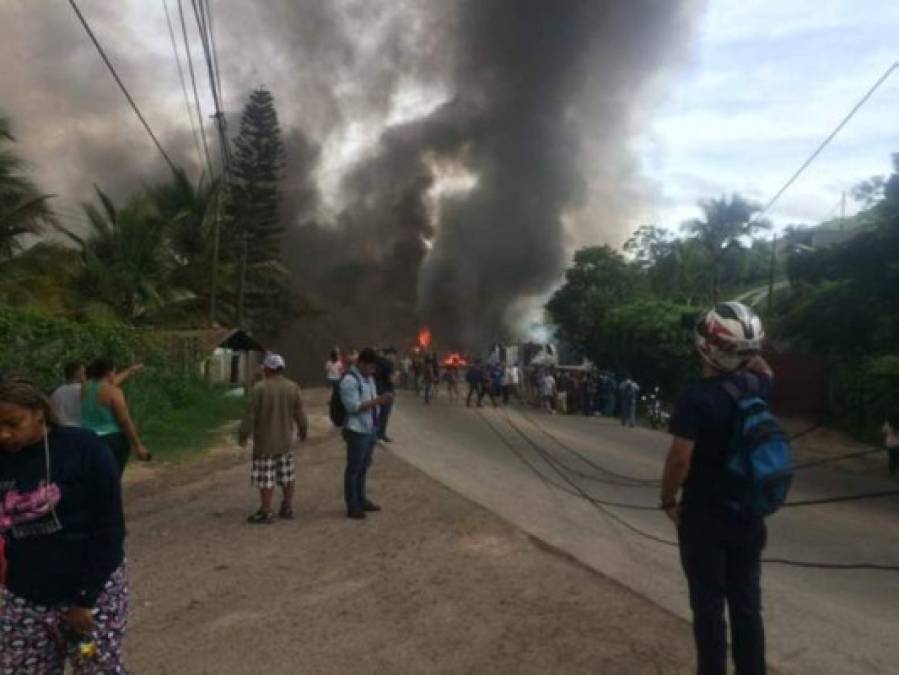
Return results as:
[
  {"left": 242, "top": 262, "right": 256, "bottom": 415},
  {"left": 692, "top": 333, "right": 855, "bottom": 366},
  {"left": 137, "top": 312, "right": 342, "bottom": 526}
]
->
[{"left": 637, "top": 0, "right": 899, "bottom": 236}]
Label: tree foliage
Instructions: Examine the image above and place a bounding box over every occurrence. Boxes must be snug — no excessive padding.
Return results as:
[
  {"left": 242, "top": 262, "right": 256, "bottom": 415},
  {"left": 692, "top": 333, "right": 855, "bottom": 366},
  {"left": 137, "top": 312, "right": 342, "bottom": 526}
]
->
[
  {"left": 225, "top": 87, "right": 291, "bottom": 331},
  {"left": 0, "top": 115, "right": 54, "bottom": 260},
  {"left": 681, "top": 194, "right": 769, "bottom": 301}
]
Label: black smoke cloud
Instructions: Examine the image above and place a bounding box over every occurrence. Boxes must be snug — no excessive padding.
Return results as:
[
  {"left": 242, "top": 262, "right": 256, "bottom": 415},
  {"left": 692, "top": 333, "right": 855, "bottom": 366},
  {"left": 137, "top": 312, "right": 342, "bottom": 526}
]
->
[{"left": 0, "top": 0, "right": 701, "bottom": 370}]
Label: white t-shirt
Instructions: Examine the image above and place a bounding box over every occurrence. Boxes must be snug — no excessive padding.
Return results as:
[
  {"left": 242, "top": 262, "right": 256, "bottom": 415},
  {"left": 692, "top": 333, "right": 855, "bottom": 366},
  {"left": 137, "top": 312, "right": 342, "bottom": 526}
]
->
[
  {"left": 541, "top": 375, "right": 556, "bottom": 397},
  {"left": 325, "top": 360, "right": 344, "bottom": 382},
  {"left": 50, "top": 382, "right": 82, "bottom": 426}
]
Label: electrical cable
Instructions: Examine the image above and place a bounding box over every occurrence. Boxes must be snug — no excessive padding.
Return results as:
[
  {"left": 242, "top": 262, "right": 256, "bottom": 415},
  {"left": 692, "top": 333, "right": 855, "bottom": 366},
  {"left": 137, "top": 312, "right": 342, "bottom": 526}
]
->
[
  {"left": 176, "top": 0, "right": 214, "bottom": 176},
  {"left": 202, "top": 0, "right": 224, "bottom": 109},
  {"left": 162, "top": 0, "right": 204, "bottom": 172},
  {"left": 68, "top": 0, "right": 177, "bottom": 173},
  {"left": 190, "top": 0, "right": 229, "bottom": 169},
  {"left": 477, "top": 409, "right": 660, "bottom": 510},
  {"left": 514, "top": 407, "right": 661, "bottom": 486},
  {"left": 754, "top": 61, "right": 898, "bottom": 223},
  {"left": 479, "top": 407, "right": 899, "bottom": 571}
]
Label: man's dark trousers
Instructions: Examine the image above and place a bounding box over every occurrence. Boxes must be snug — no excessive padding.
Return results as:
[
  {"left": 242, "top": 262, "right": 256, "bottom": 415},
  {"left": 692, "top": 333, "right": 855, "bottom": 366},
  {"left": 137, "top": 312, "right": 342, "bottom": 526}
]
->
[
  {"left": 377, "top": 400, "right": 393, "bottom": 439},
  {"left": 343, "top": 429, "right": 376, "bottom": 513},
  {"left": 679, "top": 507, "right": 767, "bottom": 675}
]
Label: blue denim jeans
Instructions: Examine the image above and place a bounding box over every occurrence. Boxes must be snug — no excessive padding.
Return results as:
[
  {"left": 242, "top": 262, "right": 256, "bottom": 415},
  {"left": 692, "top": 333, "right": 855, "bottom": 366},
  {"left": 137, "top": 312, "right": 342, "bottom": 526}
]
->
[
  {"left": 377, "top": 400, "right": 393, "bottom": 439},
  {"left": 343, "top": 429, "right": 376, "bottom": 513}
]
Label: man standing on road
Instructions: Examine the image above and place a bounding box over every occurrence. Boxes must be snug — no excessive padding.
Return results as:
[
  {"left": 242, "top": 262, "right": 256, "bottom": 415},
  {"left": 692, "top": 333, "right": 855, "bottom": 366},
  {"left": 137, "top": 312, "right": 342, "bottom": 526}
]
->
[
  {"left": 341, "top": 347, "right": 394, "bottom": 520},
  {"left": 660, "top": 302, "right": 773, "bottom": 675},
  {"left": 239, "top": 353, "right": 308, "bottom": 524}
]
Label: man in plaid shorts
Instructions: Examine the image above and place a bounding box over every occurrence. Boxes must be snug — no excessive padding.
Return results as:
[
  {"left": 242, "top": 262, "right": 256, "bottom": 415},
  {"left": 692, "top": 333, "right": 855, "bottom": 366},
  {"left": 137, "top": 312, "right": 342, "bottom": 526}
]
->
[{"left": 239, "top": 353, "right": 308, "bottom": 524}]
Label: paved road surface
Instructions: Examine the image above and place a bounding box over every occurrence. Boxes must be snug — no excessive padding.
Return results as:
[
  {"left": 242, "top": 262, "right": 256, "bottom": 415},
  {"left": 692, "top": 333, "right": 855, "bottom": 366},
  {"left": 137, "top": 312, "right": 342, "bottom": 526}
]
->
[{"left": 388, "top": 393, "right": 899, "bottom": 675}]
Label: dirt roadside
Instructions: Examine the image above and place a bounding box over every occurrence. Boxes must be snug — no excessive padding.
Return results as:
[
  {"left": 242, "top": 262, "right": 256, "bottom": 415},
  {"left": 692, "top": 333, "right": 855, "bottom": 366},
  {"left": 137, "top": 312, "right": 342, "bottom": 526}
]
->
[{"left": 122, "top": 400, "right": 703, "bottom": 674}]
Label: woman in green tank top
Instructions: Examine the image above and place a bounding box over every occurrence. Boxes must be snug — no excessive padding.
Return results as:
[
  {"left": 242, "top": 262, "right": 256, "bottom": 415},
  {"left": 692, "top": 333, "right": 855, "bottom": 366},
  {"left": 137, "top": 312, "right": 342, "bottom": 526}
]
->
[{"left": 81, "top": 357, "right": 151, "bottom": 475}]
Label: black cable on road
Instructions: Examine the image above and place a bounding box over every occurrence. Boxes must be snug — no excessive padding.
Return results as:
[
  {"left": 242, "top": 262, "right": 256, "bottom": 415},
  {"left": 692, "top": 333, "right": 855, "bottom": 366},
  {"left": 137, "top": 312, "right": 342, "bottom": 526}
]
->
[
  {"left": 479, "top": 406, "right": 899, "bottom": 571},
  {"left": 69, "top": 0, "right": 177, "bottom": 173},
  {"left": 477, "top": 410, "right": 660, "bottom": 511},
  {"left": 783, "top": 489, "right": 899, "bottom": 508},
  {"left": 514, "top": 407, "right": 661, "bottom": 486}
]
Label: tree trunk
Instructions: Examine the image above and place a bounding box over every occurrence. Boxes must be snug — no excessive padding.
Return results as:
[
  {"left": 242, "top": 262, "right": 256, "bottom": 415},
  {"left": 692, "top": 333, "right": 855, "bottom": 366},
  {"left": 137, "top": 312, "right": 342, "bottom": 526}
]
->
[{"left": 236, "top": 230, "right": 248, "bottom": 327}]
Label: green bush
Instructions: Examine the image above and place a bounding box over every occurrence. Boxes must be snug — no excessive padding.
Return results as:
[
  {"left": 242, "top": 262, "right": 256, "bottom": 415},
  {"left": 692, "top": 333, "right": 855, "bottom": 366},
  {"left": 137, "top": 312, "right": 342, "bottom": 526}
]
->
[{"left": 0, "top": 306, "right": 241, "bottom": 460}]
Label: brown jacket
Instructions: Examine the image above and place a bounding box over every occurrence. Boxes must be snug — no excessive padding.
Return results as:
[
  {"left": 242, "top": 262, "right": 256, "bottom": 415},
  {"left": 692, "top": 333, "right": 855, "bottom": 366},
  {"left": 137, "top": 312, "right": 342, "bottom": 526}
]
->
[{"left": 239, "top": 375, "right": 308, "bottom": 458}]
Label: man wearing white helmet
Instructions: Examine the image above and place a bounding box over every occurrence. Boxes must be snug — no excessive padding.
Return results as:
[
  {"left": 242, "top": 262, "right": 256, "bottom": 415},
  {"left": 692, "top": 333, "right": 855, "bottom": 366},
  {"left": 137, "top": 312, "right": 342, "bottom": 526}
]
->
[
  {"left": 239, "top": 353, "right": 308, "bottom": 524},
  {"left": 660, "top": 302, "right": 774, "bottom": 675}
]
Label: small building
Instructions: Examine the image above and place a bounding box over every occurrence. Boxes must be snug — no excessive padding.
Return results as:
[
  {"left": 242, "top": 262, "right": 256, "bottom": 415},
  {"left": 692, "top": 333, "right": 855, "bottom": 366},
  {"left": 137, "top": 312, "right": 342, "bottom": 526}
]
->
[{"left": 151, "top": 328, "right": 266, "bottom": 389}]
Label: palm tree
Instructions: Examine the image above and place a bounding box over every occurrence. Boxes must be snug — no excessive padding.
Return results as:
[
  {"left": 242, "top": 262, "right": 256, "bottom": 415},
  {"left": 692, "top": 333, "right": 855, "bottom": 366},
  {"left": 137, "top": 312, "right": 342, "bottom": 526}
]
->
[
  {"left": 682, "top": 194, "right": 769, "bottom": 301},
  {"left": 55, "top": 187, "right": 191, "bottom": 323},
  {"left": 0, "top": 115, "right": 55, "bottom": 260}
]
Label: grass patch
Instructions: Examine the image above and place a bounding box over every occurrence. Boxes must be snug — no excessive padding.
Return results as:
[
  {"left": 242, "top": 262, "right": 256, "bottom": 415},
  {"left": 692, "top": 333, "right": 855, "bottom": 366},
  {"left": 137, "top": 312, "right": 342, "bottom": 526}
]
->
[{"left": 125, "top": 374, "right": 245, "bottom": 462}]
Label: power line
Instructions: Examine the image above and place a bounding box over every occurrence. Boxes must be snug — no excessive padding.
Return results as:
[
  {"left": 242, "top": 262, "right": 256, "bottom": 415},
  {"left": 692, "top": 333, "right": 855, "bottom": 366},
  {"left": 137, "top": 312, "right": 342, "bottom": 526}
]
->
[
  {"left": 162, "top": 0, "right": 204, "bottom": 172},
  {"left": 68, "top": 0, "right": 177, "bottom": 173},
  {"left": 191, "top": 0, "right": 228, "bottom": 168},
  {"left": 203, "top": 0, "right": 224, "bottom": 109},
  {"left": 177, "top": 0, "right": 214, "bottom": 176},
  {"left": 755, "top": 61, "right": 899, "bottom": 223}
]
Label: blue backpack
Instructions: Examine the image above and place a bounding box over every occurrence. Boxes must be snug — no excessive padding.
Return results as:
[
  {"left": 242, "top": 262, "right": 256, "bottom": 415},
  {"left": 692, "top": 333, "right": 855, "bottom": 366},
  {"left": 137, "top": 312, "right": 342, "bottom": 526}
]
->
[{"left": 721, "top": 374, "right": 793, "bottom": 518}]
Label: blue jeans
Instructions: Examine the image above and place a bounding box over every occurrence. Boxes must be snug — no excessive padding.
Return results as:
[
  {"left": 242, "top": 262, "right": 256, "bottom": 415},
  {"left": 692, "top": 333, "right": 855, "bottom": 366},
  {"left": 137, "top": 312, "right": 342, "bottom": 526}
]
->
[
  {"left": 377, "top": 400, "right": 393, "bottom": 439},
  {"left": 679, "top": 508, "right": 767, "bottom": 675},
  {"left": 343, "top": 429, "right": 376, "bottom": 513}
]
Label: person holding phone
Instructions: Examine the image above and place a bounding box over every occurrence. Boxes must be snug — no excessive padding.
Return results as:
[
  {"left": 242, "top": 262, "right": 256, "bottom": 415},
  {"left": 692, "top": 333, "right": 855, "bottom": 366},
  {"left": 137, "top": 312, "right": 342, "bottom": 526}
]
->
[{"left": 339, "top": 348, "right": 393, "bottom": 520}]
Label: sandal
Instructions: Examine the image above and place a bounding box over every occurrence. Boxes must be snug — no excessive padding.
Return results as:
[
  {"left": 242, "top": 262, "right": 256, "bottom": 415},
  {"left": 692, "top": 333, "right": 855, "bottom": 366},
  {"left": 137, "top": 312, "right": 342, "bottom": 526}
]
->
[
  {"left": 246, "top": 510, "right": 276, "bottom": 525},
  {"left": 278, "top": 505, "right": 294, "bottom": 520}
]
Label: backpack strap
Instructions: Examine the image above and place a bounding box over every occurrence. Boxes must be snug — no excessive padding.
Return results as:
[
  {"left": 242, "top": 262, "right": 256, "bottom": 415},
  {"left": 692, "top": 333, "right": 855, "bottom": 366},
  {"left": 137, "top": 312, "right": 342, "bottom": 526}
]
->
[{"left": 721, "top": 372, "right": 760, "bottom": 401}]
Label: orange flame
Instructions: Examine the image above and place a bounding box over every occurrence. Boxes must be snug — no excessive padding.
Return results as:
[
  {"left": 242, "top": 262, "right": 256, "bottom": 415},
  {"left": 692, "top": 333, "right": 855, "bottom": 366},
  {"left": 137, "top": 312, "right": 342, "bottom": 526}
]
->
[
  {"left": 417, "top": 326, "right": 432, "bottom": 350},
  {"left": 443, "top": 352, "right": 468, "bottom": 367}
]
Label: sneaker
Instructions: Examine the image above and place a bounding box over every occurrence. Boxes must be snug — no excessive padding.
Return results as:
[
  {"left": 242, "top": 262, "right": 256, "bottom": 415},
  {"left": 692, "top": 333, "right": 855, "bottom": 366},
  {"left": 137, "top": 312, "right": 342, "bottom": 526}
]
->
[
  {"left": 347, "top": 510, "right": 366, "bottom": 520},
  {"left": 380, "top": 436, "right": 394, "bottom": 444},
  {"left": 247, "top": 510, "right": 276, "bottom": 525},
  {"left": 363, "top": 501, "right": 381, "bottom": 512},
  {"left": 279, "top": 505, "right": 295, "bottom": 520}
]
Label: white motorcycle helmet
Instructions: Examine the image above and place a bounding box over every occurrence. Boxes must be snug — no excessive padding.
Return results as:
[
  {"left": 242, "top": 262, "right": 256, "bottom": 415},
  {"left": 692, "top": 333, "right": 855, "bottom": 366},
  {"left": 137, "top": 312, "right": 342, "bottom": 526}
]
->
[{"left": 694, "top": 302, "right": 765, "bottom": 373}]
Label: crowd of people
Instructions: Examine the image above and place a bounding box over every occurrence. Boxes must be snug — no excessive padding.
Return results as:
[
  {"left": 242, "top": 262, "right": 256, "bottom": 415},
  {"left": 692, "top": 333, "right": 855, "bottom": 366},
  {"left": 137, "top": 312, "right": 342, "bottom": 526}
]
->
[{"left": 4, "top": 304, "right": 898, "bottom": 675}]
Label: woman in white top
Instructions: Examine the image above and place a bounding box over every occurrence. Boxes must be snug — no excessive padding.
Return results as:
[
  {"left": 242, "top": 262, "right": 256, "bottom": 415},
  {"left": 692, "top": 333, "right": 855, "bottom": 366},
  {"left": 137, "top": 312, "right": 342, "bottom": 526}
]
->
[{"left": 325, "top": 348, "right": 344, "bottom": 395}]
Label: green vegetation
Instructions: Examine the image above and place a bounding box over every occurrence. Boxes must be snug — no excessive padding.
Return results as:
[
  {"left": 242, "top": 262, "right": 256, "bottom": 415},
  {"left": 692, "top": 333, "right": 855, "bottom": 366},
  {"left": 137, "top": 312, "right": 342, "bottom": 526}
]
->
[
  {"left": 0, "top": 89, "right": 308, "bottom": 335},
  {"left": 548, "top": 153, "right": 899, "bottom": 436},
  {"left": 0, "top": 306, "right": 242, "bottom": 461},
  {"left": 0, "top": 91, "right": 307, "bottom": 463}
]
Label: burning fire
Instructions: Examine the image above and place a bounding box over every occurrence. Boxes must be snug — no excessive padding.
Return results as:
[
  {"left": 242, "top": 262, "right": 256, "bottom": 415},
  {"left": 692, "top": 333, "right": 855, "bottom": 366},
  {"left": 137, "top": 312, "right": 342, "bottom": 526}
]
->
[
  {"left": 443, "top": 352, "right": 468, "bottom": 367},
  {"left": 417, "top": 326, "right": 432, "bottom": 350}
]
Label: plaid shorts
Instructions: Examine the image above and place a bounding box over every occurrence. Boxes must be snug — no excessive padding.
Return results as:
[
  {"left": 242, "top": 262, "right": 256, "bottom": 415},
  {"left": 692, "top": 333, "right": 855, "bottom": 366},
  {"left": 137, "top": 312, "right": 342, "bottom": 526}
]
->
[{"left": 250, "top": 453, "right": 296, "bottom": 488}]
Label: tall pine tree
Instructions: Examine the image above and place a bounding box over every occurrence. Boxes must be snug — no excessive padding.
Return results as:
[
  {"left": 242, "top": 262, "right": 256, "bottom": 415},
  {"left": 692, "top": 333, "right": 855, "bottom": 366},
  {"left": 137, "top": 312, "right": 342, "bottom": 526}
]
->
[{"left": 225, "top": 88, "right": 290, "bottom": 330}]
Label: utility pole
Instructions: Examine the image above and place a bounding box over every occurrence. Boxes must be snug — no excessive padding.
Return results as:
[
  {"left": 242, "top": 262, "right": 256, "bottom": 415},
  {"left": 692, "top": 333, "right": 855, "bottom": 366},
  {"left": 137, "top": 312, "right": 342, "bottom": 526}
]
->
[{"left": 195, "top": 0, "right": 230, "bottom": 327}]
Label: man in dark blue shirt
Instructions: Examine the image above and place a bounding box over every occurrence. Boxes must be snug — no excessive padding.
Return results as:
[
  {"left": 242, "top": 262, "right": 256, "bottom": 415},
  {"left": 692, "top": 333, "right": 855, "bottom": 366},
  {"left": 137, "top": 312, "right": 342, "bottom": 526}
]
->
[{"left": 660, "top": 302, "right": 773, "bottom": 675}]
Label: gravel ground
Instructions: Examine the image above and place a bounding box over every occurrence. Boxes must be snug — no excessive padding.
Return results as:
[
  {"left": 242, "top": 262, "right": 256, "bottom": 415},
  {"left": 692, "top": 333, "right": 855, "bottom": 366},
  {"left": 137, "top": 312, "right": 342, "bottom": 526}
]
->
[{"left": 121, "top": 400, "right": 700, "bottom": 674}]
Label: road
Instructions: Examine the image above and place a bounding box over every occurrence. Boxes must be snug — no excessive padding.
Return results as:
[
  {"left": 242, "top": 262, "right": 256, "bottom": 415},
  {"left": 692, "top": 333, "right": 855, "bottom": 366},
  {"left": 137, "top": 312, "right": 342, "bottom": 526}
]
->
[{"left": 388, "top": 392, "right": 899, "bottom": 675}]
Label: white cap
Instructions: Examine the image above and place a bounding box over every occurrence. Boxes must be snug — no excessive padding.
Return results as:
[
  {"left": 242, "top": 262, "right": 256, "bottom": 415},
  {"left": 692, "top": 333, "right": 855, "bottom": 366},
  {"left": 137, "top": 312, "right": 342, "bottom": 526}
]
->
[{"left": 263, "top": 353, "right": 286, "bottom": 370}]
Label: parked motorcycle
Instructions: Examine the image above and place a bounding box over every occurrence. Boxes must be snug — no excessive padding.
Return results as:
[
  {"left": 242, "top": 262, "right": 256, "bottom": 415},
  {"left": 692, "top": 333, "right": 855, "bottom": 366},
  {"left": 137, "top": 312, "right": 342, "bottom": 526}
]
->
[{"left": 642, "top": 387, "right": 671, "bottom": 429}]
